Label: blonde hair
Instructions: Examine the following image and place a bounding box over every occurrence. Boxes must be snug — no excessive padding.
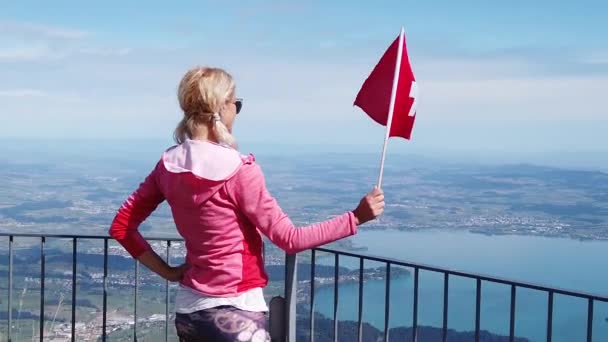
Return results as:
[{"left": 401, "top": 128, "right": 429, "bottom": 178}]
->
[{"left": 174, "top": 66, "right": 237, "bottom": 148}]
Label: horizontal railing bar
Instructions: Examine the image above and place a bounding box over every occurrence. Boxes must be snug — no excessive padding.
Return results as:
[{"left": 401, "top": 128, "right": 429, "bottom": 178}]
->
[{"left": 0, "top": 232, "right": 183, "bottom": 242}]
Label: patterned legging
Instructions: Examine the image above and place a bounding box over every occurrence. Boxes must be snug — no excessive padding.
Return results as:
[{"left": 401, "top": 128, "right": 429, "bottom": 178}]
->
[{"left": 175, "top": 306, "right": 270, "bottom": 342}]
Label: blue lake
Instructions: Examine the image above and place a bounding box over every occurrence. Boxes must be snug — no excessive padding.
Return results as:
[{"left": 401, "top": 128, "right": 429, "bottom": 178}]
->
[{"left": 313, "top": 229, "right": 608, "bottom": 342}]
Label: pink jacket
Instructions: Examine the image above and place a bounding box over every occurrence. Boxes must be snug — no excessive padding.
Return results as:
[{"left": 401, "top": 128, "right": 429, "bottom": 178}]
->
[{"left": 109, "top": 140, "right": 358, "bottom": 296}]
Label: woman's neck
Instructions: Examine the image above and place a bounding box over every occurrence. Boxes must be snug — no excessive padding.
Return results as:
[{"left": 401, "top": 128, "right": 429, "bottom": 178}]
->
[{"left": 190, "top": 127, "right": 218, "bottom": 143}]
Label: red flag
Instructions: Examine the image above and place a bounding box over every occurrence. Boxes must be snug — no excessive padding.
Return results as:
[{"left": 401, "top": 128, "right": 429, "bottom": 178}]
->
[{"left": 354, "top": 28, "right": 418, "bottom": 140}]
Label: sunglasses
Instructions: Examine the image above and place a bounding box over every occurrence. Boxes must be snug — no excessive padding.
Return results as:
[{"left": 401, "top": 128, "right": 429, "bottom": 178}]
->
[{"left": 234, "top": 98, "right": 243, "bottom": 114}]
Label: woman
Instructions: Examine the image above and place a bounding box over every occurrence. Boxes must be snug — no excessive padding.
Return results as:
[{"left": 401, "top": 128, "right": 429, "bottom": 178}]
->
[{"left": 109, "top": 66, "right": 385, "bottom": 341}]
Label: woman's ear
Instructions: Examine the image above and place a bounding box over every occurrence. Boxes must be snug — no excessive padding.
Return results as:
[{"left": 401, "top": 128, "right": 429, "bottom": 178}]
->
[{"left": 219, "top": 101, "right": 230, "bottom": 114}]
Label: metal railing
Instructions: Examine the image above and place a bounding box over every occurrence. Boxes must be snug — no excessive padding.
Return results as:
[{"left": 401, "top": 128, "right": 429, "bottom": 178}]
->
[
  {"left": 0, "top": 233, "right": 182, "bottom": 342},
  {"left": 2, "top": 232, "right": 608, "bottom": 342},
  {"left": 293, "top": 247, "right": 608, "bottom": 342}
]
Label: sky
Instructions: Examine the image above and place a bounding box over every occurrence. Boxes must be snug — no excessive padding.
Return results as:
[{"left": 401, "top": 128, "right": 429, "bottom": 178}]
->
[{"left": 1, "top": 0, "right": 607, "bottom": 165}]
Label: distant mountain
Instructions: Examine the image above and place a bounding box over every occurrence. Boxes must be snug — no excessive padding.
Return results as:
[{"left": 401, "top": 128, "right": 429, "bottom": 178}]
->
[{"left": 297, "top": 308, "right": 530, "bottom": 342}]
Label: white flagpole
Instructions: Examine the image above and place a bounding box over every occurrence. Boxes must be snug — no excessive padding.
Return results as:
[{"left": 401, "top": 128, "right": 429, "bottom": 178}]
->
[{"left": 377, "top": 27, "right": 405, "bottom": 189}]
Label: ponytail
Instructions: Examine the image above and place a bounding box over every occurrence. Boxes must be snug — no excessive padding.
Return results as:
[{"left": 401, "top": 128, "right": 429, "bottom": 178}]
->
[{"left": 212, "top": 113, "right": 237, "bottom": 149}]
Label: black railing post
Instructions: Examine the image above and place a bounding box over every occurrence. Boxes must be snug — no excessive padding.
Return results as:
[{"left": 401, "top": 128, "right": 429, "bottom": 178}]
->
[
  {"left": 134, "top": 259, "right": 139, "bottom": 341},
  {"left": 8, "top": 235, "right": 13, "bottom": 342},
  {"left": 357, "top": 258, "right": 364, "bottom": 342},
  {"left": 71, "top": 238, "right": 77, "bottom": 342},
  {"left": 284, "top": 253, "right": 297, "bottom": 342},
  {"left": 102, "top": 238, "right": 108, "bottom": 342},
  {"left": 475, "top": 278, "right": 481, "bottom": 342},
  {"left": 547, "top": 291, "right": 554, "bottom": 342},
  {"left": 442, "top": 273, "right": 449, "bottom": 342},
  {"left": 384, "top": 263, "right": 391, "bottom": 342},
  {"left": 412, "top": 267, "right": 419, "bottom": 342},
  {"left": 309, "top": 250, "right": 316, "bottom": 342},
  {"left": 39, "top": 236, "right": 45, "bottom": 342},
  {"left": 587, "top": 298, "right": 593, "bottom": 342},
  {"left": 509, "top": 285, "right": 516, "bottom": 342},
  {"left": 333, "top": 254, "right": 339, "bottom": 342},
  {"left": 165, "top": 240, "right": 171, "bottom": 342}
]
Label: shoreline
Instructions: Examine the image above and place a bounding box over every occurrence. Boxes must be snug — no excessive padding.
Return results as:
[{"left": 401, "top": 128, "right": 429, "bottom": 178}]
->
[{"left": 354, "top": 226, "right": 608, "bottom": 243}]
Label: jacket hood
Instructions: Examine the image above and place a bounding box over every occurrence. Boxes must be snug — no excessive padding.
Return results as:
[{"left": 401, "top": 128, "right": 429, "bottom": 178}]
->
[
  {"left": 162, "top": 140, "right": 243, "bottom": 181},
  {"left": 161, "top": 140, "right": 249, "bottom": 204}
]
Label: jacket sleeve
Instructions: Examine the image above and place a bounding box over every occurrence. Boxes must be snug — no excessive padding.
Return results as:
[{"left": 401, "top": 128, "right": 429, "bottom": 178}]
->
[
  {"left": 227, "top": 161, "right": 358, "bottom": 254},
  {"left": 109, "top": 161, "right": 165, "bottom": 258}
]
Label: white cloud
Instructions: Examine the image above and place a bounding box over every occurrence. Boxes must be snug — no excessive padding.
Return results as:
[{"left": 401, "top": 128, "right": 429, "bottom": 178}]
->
[
  {"left": 0, "top": 44, "right": 132, "bottom": 62},
  {"left": 0, "top": 89, "right": 49, "bottom": 97},
  {"left": 0, "top": 21, "right": 88, "bottom": 40},
  {"left": 0, "top": 44, "right": 65, "bottom": 62},
  {"left": 0, "top": 21, "right": 130, "bottom": 63},
  {"left": 0, "top": 89, "right": 82, "bottom": 103},
  {"left": 77, "top": 47, "right": 132, "bottom": 57},
  {"left": 418, "top": 77, "right": 608, "bottom": 122}
]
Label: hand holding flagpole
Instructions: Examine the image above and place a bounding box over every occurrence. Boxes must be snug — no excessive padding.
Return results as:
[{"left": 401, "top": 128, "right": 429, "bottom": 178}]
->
[{"left": 354, "top": 26, "right": 418, "bottom": 189}]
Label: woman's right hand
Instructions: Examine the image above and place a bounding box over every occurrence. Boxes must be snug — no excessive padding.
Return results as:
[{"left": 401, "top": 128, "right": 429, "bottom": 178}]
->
[
  {"left": 352, "top": 187, "right": 385, "bottom": 225},
  {"left": 162, "top": 263, "right": 190, "bottom": 282}
]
